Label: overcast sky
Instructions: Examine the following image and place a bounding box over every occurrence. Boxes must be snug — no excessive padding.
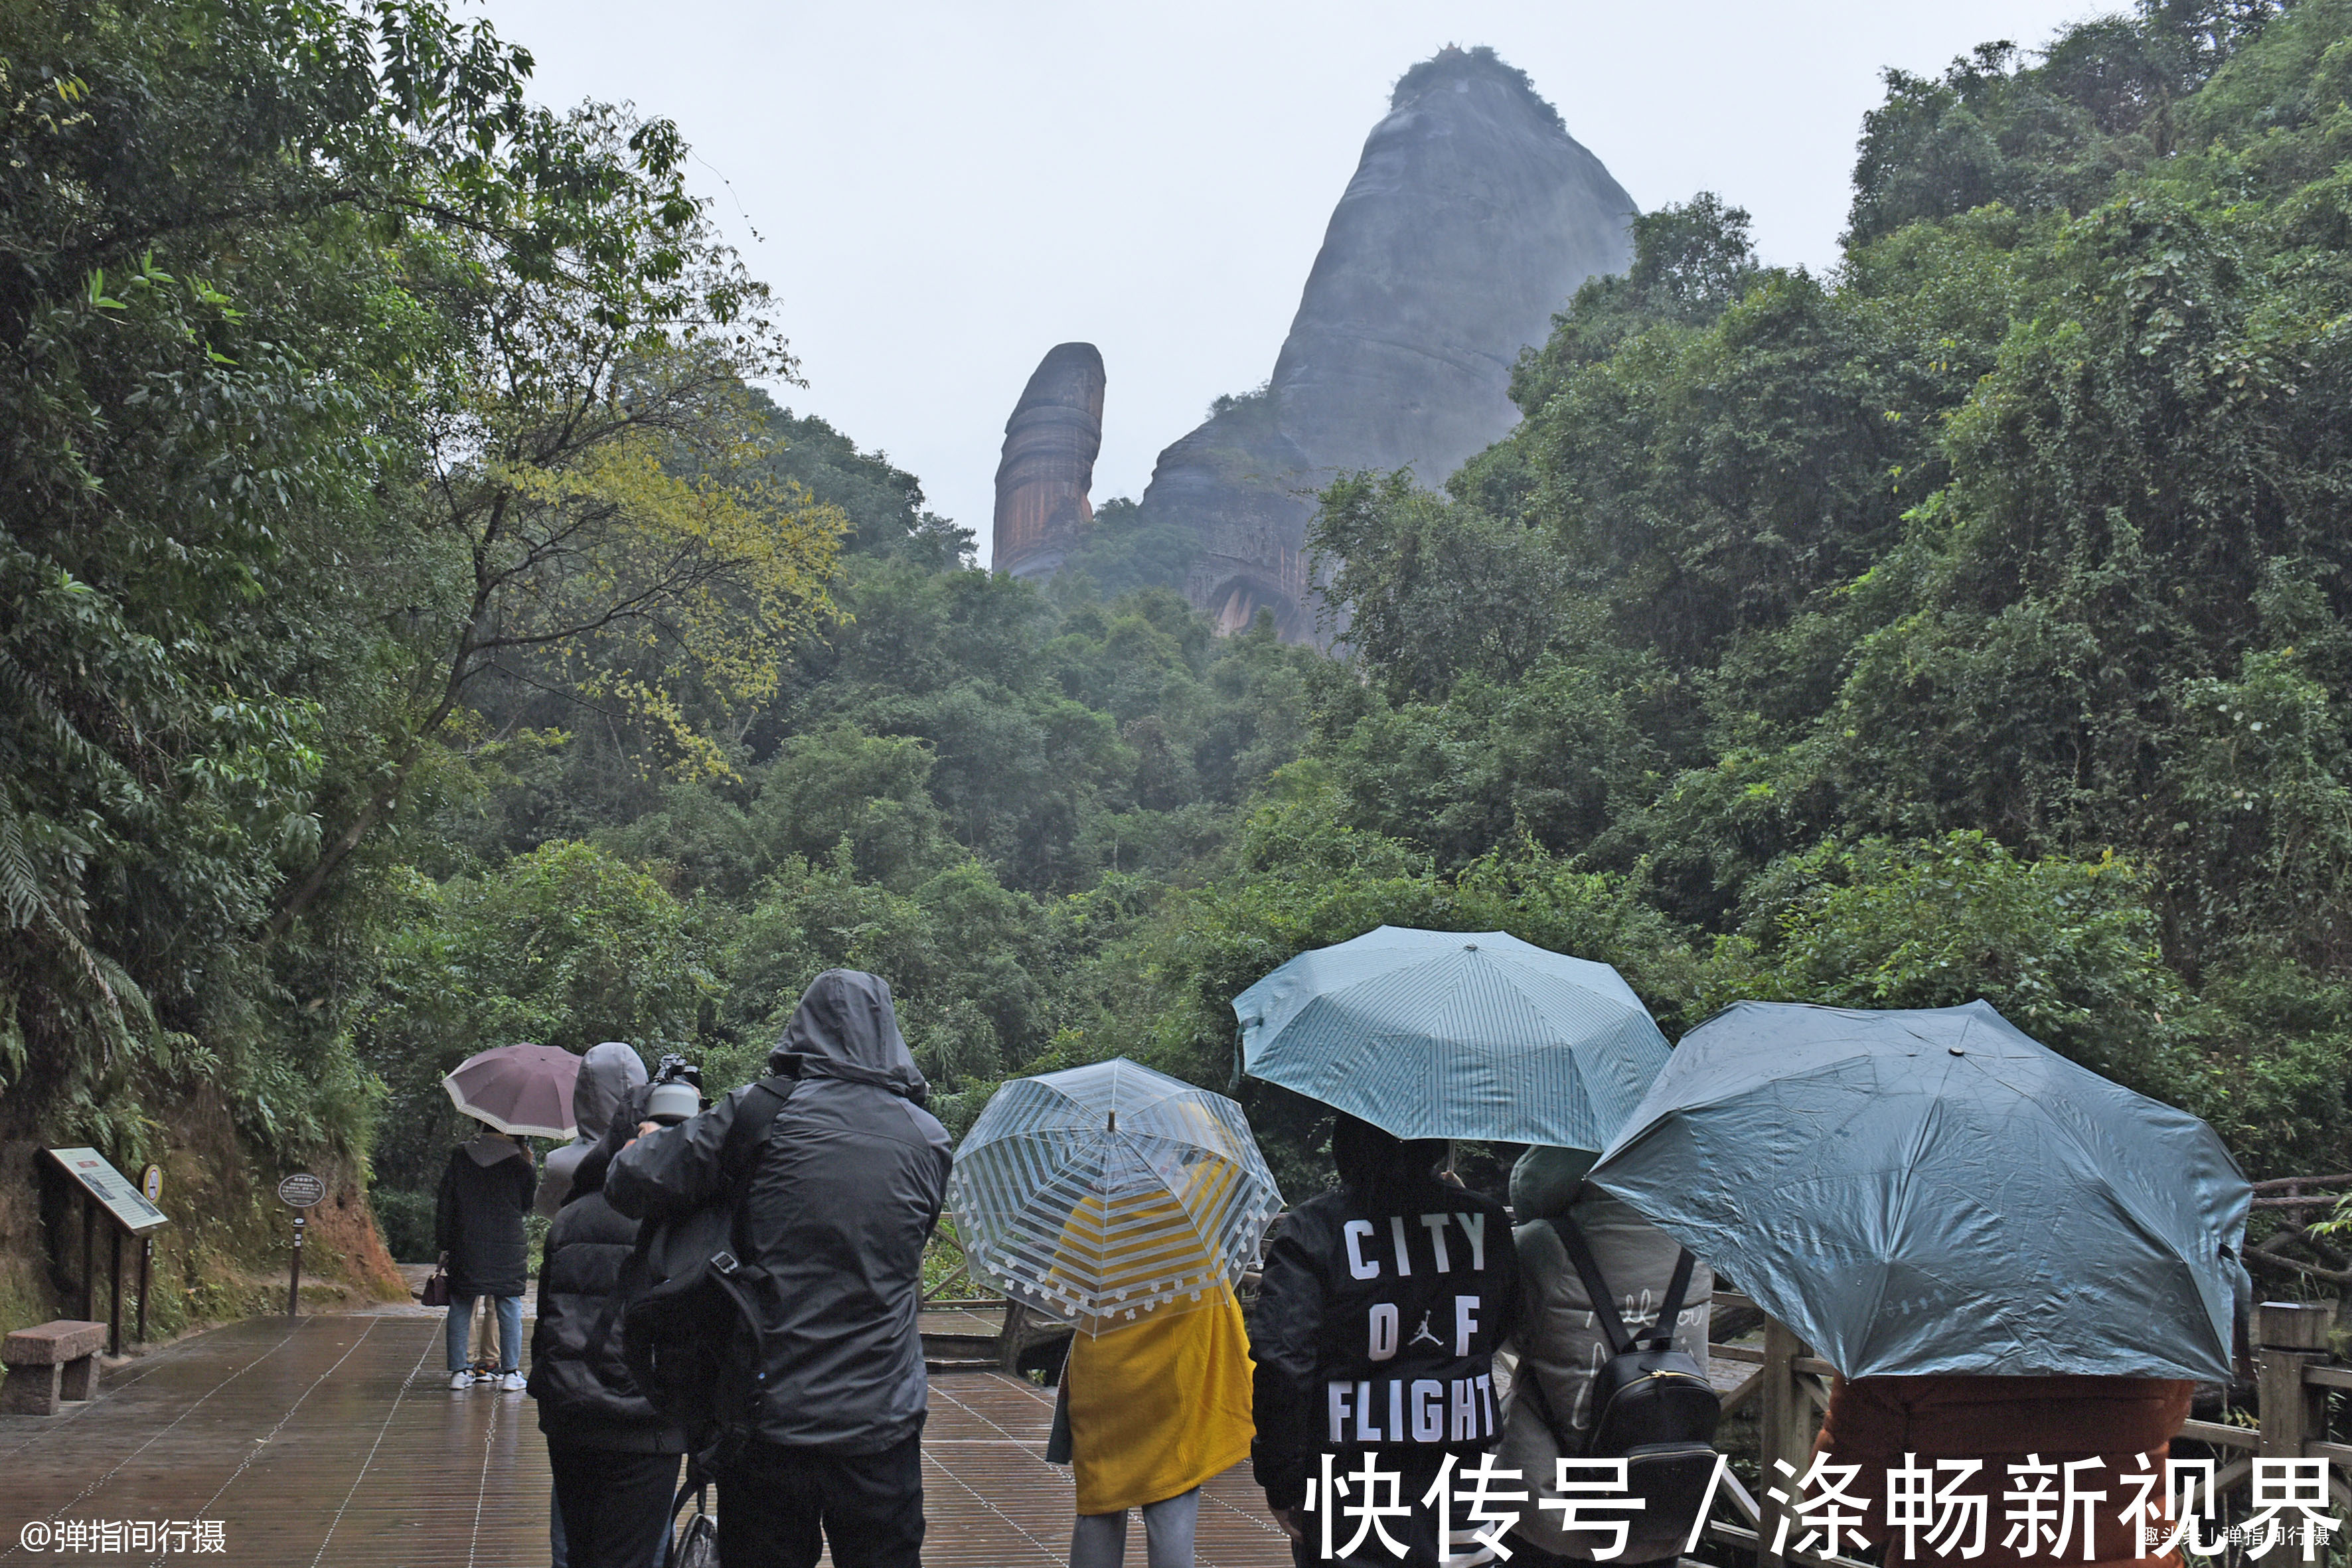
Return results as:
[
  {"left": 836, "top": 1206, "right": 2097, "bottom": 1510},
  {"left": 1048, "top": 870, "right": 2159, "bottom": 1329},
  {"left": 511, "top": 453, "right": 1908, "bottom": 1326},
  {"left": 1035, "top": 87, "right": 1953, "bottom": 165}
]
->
[{"left": 471, "top": 0, "right": 2100, "bottom": 562}]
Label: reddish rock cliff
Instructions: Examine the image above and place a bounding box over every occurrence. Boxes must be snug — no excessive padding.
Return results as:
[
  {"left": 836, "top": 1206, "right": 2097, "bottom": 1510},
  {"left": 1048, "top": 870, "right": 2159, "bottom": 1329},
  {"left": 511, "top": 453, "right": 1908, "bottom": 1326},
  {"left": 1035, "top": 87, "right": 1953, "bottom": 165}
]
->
[{"left": 993, "top": 343, "right": 1105, "bottom": 580}]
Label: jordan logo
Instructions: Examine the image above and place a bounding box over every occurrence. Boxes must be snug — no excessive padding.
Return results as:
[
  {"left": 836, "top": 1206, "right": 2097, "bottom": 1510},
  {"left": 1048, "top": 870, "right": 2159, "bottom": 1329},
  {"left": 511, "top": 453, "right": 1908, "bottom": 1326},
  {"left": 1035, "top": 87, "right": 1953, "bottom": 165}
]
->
[{"left": 1408, "top": 1311, "right": 1443, "bottom": 1348}]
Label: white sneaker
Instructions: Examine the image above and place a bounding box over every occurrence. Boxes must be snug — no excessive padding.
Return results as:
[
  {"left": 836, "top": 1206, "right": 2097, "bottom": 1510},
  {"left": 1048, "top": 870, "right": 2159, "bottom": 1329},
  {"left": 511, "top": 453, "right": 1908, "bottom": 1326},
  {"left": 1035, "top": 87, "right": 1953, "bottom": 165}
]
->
[
  {"left": 499, "top": 1370, "right": 526, "bottom": 1392},
  {"left": 449, "top": 1371, "right": 472, "bottom": 1390}
]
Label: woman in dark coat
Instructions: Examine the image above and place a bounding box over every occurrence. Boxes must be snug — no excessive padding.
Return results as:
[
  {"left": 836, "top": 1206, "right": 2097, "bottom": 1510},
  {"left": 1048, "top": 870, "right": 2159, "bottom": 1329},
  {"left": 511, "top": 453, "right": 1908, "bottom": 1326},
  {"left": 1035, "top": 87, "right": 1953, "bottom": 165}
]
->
[
  {"left": 434, "top": 1121, "right": 536, "bottom": 1389},
  {"left": 529, "top": 1081, "right": 688, "bottom": 1568}
]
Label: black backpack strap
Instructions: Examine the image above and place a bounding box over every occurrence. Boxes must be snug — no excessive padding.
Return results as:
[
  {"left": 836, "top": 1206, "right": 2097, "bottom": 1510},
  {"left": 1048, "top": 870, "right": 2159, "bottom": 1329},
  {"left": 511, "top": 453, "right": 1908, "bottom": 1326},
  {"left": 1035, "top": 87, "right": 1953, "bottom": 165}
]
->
[
  {"left": 720, "top": 1075, "right": 794, "bottom": 1177},
  {"left": 1550, "top": 1216, "right": 1634, "bottom": 1357},
  {"left": 716, "top": 1075, "right": 794, "bottom": 1257},
  {"left": 1649, "top": 1249, "right": 1698, "bottom": 1349}
]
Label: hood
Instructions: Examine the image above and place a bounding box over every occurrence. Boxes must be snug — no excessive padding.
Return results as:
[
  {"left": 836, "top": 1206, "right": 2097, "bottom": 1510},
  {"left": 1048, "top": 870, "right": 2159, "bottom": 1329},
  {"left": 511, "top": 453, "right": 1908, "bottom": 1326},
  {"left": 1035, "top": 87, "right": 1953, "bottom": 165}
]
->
[
  {"left": 1510, "top": 1144, "right": 1597, "bottom": 1221},
  {"left": 573, "top": 1042, "right": 649, "bottom": 1143},
  {"left": 463, "top": 1131, "right": 527, "bottom": 1167},
  {"left": 1331, "top": 1113, "right": 1445, "bottom": 1196},
  {"left": 767, "top": 969, "right": 928, "bottom": 1102}
]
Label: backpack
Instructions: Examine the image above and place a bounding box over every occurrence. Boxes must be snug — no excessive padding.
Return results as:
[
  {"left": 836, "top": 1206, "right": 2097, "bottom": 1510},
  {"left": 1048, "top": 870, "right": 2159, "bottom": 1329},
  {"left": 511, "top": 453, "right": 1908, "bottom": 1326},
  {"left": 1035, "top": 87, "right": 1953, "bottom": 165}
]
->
[
  {"left": 1521, "top": 1216, "right": 1721, "bottom": 1559},
  {"left": 617, "top": 1075, "right": 793, "bottom": 1466}
]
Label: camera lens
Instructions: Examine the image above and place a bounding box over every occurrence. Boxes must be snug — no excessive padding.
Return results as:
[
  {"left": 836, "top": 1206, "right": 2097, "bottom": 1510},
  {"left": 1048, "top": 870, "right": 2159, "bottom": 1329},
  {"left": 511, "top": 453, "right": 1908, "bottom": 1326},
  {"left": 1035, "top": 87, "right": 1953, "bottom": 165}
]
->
[{"left": 645, "top": 1079, "right": 701, "bottom": 1125}]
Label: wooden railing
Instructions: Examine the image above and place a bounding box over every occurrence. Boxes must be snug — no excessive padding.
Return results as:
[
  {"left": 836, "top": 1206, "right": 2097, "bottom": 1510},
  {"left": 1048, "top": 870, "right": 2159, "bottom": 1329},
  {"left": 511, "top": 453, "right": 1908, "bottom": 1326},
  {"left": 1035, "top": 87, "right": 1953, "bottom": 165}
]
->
[{"left": 1692, "top": 1297, "right": 2350, "bottom": 1568}]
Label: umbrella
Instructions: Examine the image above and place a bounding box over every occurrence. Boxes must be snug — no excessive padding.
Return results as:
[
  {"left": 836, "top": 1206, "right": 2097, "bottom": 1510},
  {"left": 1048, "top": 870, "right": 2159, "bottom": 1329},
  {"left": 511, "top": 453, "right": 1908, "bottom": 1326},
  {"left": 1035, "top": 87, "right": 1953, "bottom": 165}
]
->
[
  {"left": 1587, "top": 1000, "right": 2250, "bottom": 1381},
  {"left": 441, "top": 1042, "right": 582, "bottom": 1139},
  {"left": 1233, "top": 925, "right": 1672, "bottom": 1148},
  {"left": 948, "top": 1058, "right": 1283, "bottom": 1334}
]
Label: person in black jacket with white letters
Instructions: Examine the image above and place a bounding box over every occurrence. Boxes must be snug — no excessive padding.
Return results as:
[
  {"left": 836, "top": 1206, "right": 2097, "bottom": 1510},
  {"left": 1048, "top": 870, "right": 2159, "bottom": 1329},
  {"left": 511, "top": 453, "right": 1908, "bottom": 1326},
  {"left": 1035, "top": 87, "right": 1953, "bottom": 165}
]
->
[{"left": 1250, "top": 1113, "right": 1521, "bottom": 1568}]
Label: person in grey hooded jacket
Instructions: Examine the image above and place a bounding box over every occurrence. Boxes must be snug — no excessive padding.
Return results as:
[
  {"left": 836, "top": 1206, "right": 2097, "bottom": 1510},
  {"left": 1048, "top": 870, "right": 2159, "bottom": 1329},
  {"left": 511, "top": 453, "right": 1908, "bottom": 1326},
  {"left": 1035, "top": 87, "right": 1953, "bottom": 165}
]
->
[
  {"left": 538, "top": 1042, "right": 649, "bottom": 1220},
  {"left": 607, "top": 970, "right": 951, "bottom": 1568},
  {"left": 1495, "top": 1144, "right": 1711, "bottom": 1565}
]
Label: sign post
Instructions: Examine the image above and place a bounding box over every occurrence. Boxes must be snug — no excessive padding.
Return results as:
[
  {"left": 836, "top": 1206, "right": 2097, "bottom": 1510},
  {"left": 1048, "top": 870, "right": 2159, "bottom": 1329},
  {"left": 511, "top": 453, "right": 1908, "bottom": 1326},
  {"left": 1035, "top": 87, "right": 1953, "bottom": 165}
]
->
[
  {"left": 136, "top": 1166, "right": 161, "bottom": 1346},
  {"left": 44, "top": 1150, "right": 169, "bottom": 1355},
  {"left": 276, "top": 1173, "right": 325, "bottom": 1316}
]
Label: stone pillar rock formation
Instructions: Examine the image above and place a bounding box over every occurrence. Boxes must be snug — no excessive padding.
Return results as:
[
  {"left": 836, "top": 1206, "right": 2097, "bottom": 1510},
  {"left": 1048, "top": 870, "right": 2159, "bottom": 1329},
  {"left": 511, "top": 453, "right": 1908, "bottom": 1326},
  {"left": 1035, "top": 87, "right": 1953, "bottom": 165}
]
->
[
  {"left": 1138, "top": 46, "right": 1637, "bottom": 643},
  {"left": 992, "top": 343, "right": 1105, "bottom": 581}
]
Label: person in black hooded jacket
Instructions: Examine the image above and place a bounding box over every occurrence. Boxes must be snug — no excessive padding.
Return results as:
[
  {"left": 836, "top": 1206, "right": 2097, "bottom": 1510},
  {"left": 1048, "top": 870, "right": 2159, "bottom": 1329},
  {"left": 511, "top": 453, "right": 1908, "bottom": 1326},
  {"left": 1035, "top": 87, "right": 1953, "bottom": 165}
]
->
[
  {"left": 606, "top": 970, "right": 951, "bottom": 1568},
  {"left": 435, "top": 1120, "right": 536, "bottom": 1389},
  {"left": 528, "top": 1044, "right": 684, "bottom": 1568},
  {"left": 1250, "top": 1113, "right": 1520, "bottom": 1568}
]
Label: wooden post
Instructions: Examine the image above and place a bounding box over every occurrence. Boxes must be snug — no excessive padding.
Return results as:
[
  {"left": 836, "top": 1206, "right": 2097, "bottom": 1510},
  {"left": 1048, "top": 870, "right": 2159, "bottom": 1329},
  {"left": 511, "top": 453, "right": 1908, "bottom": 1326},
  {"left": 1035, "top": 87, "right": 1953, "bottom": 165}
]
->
[
  {"left": 135, "top": 1237, "right": 151, "bottom": 1347},
  {"left": 2256, "top": 1302, "right": 2331, "bottom": 1459},
  {"left": 1757, "top": 1318, "right": 1810, "bottom": 1568}
]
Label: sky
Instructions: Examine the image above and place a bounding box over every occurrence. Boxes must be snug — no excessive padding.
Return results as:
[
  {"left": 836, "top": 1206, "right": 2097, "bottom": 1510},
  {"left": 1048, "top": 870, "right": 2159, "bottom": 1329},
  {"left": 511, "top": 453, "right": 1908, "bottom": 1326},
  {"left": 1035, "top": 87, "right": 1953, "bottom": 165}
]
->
[{"left": 470, "top": 0, "right": 2100, "bottom": 564}]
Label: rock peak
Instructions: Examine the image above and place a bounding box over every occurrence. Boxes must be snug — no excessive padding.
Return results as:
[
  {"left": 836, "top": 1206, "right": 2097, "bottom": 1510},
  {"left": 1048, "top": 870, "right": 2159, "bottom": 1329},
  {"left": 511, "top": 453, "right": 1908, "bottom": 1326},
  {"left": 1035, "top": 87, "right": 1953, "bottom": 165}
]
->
[
  {"left": 1137, "top": 48, "right": 1634, "bottom": 643},
  {"left": 992, "top": 343, "right": 1105, "bottom": 581}
]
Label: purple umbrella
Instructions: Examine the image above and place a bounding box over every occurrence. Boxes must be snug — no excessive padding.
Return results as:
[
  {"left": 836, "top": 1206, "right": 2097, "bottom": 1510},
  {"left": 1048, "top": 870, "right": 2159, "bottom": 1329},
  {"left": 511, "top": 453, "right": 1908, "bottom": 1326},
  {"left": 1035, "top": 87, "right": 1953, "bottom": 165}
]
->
[{"left": 441, "top": 1043, "right": 582, "bottom": 1138}]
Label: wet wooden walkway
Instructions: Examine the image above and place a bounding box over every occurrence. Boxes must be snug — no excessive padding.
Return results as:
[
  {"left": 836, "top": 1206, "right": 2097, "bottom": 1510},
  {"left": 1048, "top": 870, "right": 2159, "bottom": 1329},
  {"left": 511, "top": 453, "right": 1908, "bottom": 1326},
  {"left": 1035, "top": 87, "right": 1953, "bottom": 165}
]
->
[{"left": 0, "top": 1312, "right": 1291, "bottom": 1566}]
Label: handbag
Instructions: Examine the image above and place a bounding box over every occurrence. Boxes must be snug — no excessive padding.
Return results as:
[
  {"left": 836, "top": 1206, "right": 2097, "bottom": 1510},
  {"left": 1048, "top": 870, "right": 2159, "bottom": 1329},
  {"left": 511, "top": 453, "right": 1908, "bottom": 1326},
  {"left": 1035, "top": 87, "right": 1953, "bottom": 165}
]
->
[
  {"left": 667, "top": 1475, "right": 718, "bottom": 1568},
  {"left": 418, "top": 1266, "right": 451, "bottom": 1308}
]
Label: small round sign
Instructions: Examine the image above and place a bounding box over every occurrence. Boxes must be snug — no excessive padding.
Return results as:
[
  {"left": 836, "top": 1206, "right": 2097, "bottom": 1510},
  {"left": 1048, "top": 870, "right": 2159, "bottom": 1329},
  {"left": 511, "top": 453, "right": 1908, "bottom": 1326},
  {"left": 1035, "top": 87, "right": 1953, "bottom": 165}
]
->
[
  {"left": 276, "top": 1172, "right": 327, "bottom": 1209},
  {"left": 141, "top": 1164, "right": 163, "bottom": 1203}
]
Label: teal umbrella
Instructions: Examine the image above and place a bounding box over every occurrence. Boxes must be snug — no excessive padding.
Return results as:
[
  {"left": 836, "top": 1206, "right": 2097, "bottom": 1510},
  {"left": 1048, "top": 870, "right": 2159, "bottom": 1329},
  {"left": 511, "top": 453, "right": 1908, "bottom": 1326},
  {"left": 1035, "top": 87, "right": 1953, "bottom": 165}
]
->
[
  {"left": 1589, "top": 1000, "right": 2250, "bottom": 1380},
  {"left": 1233, "top": 925, "right": 1672, "bottom": 1148}
]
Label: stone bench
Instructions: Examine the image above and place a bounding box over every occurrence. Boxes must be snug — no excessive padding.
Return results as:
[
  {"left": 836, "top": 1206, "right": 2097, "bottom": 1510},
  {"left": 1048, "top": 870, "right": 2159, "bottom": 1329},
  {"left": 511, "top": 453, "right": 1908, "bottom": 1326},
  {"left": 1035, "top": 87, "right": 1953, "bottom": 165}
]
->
[{"left": 1, "top": 1320, "right": 108, "bottom": 1415}]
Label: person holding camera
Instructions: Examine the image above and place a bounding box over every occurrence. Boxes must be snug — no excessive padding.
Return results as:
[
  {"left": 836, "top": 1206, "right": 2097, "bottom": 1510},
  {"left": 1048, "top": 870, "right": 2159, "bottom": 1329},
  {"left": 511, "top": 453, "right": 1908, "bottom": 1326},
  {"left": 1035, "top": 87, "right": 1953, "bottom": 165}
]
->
[
  {"left": 529, "top": 1044, "right": 687, "bottom": 1568},
  {"left": 607, "top": 970, "right": 951, "bottom": 1568}
]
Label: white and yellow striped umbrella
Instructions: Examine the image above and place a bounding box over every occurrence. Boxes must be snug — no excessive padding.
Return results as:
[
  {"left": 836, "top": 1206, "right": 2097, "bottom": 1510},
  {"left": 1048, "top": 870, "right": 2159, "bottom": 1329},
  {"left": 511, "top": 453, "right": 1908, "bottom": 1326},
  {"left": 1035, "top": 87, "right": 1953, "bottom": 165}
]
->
[{"left": 949, "top": 1058, "right": 1283, "bottom": 1335}]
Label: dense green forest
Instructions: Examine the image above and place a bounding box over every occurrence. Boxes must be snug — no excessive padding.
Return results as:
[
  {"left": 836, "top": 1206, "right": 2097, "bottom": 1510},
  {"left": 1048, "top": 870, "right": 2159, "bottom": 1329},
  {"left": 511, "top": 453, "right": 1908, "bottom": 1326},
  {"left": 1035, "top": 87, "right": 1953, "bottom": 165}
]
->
[{"left": 5, "top": 0, "right": 2351, "bottom": 1317}]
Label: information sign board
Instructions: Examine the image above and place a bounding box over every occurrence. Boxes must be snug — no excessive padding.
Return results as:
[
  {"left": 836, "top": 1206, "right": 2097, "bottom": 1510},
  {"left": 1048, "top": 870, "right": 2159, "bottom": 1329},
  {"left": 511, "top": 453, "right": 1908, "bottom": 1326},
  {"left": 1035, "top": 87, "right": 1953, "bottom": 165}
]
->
[
  {"left": 276, "top": 1172, "right": 327, "bottom": 1209},
  {"left": 46, "top": 1148, "right": 171, "bottom": 1235}
]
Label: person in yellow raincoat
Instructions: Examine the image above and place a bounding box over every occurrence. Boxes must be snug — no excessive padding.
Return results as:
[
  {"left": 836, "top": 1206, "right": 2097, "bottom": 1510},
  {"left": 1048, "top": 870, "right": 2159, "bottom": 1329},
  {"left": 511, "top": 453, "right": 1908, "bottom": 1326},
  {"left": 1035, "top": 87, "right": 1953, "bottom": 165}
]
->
[{"left": 1051, "top": 1280, "right": 1255, "bottom": 1567}]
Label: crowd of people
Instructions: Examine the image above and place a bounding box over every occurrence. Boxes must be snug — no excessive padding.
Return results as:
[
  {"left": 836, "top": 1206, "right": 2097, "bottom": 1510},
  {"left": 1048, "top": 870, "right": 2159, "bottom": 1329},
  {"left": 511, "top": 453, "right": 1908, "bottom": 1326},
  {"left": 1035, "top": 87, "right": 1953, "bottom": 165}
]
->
[{"left": 430, "top": 968, "right": 2209, "bottom": 1568}]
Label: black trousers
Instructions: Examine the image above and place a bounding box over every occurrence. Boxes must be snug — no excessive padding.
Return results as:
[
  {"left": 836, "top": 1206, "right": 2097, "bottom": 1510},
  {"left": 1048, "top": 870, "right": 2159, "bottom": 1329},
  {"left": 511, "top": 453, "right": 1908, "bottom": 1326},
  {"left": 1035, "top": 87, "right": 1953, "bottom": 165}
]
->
[
  {"left": 547, "top": 1443, "right": 682, "bottom": 1568},
  {"left": 716, "top": 1425, "right": 925, "bottom": 1568}
]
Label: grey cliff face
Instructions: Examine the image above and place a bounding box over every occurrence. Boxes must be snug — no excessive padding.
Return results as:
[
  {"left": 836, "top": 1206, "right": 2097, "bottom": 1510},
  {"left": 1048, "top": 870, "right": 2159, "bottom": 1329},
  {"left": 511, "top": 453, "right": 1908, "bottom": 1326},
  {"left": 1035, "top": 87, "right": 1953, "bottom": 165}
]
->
[
  {"left": 993, "top": 343, "right": 1105, "bottom": 581},
  {"left": 1141, "top": 48, "right": 1636, "bottom": 643}
]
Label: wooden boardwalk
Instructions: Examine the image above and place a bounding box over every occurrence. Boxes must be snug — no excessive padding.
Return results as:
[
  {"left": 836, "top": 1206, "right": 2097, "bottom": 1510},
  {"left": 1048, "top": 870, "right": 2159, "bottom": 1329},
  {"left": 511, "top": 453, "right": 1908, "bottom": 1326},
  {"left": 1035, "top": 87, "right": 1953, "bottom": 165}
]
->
[{"left": 0, "top": 1313, "right": 1291, "bottom": 1566}]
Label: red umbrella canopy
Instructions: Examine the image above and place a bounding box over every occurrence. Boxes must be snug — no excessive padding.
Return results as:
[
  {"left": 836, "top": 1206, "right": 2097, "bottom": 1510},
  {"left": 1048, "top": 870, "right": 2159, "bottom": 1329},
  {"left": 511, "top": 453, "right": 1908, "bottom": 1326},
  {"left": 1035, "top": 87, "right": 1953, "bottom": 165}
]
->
[{"left": 442, "top": 1043, "right": 582, "bottom": 1138}]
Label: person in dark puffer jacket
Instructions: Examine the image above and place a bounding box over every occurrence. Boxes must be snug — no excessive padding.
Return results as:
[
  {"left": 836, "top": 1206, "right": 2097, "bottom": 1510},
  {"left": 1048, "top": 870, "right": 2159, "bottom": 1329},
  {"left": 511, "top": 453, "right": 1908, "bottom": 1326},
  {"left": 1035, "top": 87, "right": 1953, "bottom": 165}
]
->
[{"left": 530, "top": 1052, "right": 687, "bottom": 1568}]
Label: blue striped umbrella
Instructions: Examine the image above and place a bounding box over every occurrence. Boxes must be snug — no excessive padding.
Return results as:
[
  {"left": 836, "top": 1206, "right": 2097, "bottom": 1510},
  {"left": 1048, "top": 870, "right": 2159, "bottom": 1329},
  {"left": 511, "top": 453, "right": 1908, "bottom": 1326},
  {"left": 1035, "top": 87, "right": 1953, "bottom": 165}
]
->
[
  {"left": 949, "top": 1058, "right": 1283, "bottom": 1334},
  {"left": 1233, "top": 925, "right": 1670, "bottom": 1149}
]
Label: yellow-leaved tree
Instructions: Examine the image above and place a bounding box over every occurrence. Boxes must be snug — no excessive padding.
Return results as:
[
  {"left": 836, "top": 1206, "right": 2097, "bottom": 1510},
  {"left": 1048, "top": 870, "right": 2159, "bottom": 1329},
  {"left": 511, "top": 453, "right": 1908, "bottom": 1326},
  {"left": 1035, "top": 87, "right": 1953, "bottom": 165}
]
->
[{"left": 267, "top": 107, "right": 846, "bottom": 938}]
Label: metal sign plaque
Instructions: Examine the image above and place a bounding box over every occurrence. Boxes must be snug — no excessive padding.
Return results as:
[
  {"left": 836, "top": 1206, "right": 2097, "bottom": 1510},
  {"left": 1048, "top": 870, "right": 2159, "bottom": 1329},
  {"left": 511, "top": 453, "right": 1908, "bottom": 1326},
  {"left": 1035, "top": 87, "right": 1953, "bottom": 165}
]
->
[
  {"left": 141, "top": 1164, "right": 163, "bottom": 1203},
  {"left": 46, "top": 1148, "right": 170, "bottom": 1235},
  {"left": 276, "top": 1172, "right": 327, "bottom": 1209}
]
